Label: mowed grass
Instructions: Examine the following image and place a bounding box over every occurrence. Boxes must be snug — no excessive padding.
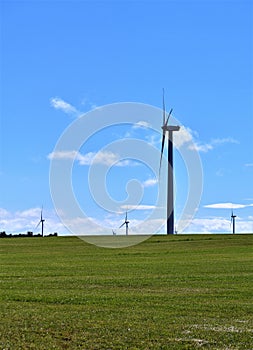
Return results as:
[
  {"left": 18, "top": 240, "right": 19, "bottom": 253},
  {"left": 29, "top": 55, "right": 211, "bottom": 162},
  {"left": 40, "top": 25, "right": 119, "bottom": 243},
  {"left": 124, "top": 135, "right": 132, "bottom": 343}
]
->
[{"left": 0, "top": 235, "right": 252, "bottom": 350}]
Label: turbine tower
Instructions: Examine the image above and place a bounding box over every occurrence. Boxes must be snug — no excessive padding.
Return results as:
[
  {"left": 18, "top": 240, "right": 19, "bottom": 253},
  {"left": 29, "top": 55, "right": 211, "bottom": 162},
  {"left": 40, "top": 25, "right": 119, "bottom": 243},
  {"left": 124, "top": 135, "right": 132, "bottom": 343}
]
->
[
  {"left": 231, "top": 210, "right": 236, "bottom": 234},
  {"left": 119, "top": 212, "right": 129, "bottom": 236},
  {"left": 36, "top": 207, "right": 45, "bottom": 237},
  {"left": 160, "top": 89, "right": 180, "bottom": 234}
]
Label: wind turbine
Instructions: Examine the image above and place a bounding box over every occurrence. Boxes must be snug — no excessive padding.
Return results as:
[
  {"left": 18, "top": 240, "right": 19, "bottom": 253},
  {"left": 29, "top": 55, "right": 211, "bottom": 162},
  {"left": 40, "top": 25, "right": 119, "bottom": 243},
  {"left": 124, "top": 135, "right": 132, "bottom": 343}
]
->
[
  {"left": 119, "top": 212, "right": 129, "bottom": 236},
  {"left": 36, "top": 207, "right": 45, "bottom": 237},
  {"left": 231, "top": 210, "right": 236, "bottom": 234},
  {"left": 159, "top": 89, "right": 180, "bottom": 234}
]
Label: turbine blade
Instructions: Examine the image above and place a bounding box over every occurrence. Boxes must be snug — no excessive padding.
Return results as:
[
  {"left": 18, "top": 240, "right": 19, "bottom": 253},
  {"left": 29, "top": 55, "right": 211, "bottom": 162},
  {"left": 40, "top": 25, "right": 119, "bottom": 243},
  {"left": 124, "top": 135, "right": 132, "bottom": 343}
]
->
[
  {"left": 162, "top": 88, "right": 165, "bottom": 125},
  {"left": 125, "top": 212, "right": 128, "bottom": 221},
  {"left": 35, "top": 220, "right": 41, "bottom": 229},
  {"left": 119, "top": 222, "right": 126, "bottom": 228},
  {"left": 165, "top": 108, "right": 173, "bottom": 126},
  {"left": 159, "top": 132, "right": 166, "bottom": 175}
]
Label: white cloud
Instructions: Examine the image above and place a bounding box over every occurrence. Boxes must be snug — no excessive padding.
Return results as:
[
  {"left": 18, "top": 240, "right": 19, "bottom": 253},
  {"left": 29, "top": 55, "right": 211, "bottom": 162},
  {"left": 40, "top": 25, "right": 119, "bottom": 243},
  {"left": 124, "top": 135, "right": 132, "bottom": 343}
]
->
[
  {"left": 211, "top": 137, "right": 239, "bottom": 146},
  {"left": 50, "top": 97, "right": 79, "bottom": 115},
  {"left": 174, "top": 126, "right": 195, "bottom": 148},
  {"left": 131, "top": 218, "right": 164, "bottom": 234},
  {"left": 116, "top": 159, "right": 140, "bottom": 167},
  {"left": 0, "top": 208, "right": 67, "bottom": 235},
  {"left": 174, "top": 127, "right": 239, "bottom": 154},
  {"left": 76, "top": 152, "right": 95, "bottom": 165},
  {"left": 63, "top": 216, "right": 106, "bottom": 235},
  {"left": 142, "top": 178, "right": 158, "bottom": 187},
  {"left": 184, "top": 217, "right": 229, "bottom": 233},
  {"left": 1, "top": 206, "right": 252, "bottom": 236},
  {"left": 92, "top": 151, "right": 119, "bottom": 166},
  {"left": 0, "top": 206, "right": 153, "bottom": 236},
  {"left": 47, "top": 150, "right": 114, "bottom": 165},
  {"left": 184, "top": 216, "right": 253, "bottom": 234},
  {"left": 188, "top": 136, "right": 239, "bottom": 153},
  {"left": 59, "top": 212, "right": 164, "bottom": 236},
  {"left": 17, "top": 208, "right": 42, "bottom": 218},
  {"left": 48, "top": 150, "right": 139, "bottom": 167},
  {"left": 0, "top": 208, "right": 10, "bottom": 217},
  {"left": 204, "top": 202, "right": 253, "bottom": 209},
  {"left": 48, "top": 150, "right": 81, "bottom": 161},
  {"left": 189, "top": 142, "right": 213, "bottom": 153}
]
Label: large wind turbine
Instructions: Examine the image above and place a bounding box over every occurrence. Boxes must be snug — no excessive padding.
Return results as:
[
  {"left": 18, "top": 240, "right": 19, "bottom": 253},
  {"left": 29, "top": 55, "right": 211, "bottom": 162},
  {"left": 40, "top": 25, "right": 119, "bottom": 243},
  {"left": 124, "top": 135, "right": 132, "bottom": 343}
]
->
[
  {"left": 231, "top": 210, "right": 236, "bottom": 234},
  {"left": 119, "top": 212, "right": 129, "bottom": 236},
  {"left": 36, "top": 207, "right": 45, "bottom": 237},
  {"left": 159, "top": 89, "right": 180, "bottom": 234}
]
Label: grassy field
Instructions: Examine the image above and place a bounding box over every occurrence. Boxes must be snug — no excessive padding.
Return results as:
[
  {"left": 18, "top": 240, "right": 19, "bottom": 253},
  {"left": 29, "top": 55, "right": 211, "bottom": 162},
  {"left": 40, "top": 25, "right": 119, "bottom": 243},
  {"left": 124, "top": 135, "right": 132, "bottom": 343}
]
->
[{"left": 0, "top": 234, "right": 252, "bottom": 349}]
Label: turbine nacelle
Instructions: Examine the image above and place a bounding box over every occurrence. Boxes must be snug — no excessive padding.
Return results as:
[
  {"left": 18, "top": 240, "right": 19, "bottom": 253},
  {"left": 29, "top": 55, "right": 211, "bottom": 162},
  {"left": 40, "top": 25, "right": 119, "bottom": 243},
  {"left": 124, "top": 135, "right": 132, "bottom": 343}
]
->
[{"left": 162, "top": 125, "right": 180, "bottom": 132}]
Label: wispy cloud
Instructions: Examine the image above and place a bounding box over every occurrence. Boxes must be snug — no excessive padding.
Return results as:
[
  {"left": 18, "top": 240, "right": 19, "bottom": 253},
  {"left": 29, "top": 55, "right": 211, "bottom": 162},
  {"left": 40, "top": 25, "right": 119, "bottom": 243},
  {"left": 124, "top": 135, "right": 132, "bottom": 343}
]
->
[
  {"left": 48, "top": 150, "right": 139, "bottom": 167},
  {"left": 142, "top": 178, "right": 158, "bottom": 187},
  {"left": 204, "top": 202, "right": 253, "bottom": 209},
  {"left": 48, "top": 150, "right": 86, "bottom": 163},
  {"left": 80, "top": 96, "right": 97, "bottom": 111},
  {"left": 160, "top": 126, "right": 238, "bottom": 154},
  {"left": 245, "top": 163, "right": 253, "bottom": 167},
  {"left": 122, "top": 121, "right": 151, "bottom": 138},
  {"left": 211, "top": 137, "right": 239, "bottom": 146},
  {"left": 132, "top": 121, "right": 151, "bottom": 129},
  {"left": 145, "top": 133, "right": 160, "bottom": 147},
  {"left": 48, "top": 150, "right": 116, "bottom": 166},
  {"left": 91, "top": 151, "right": 120, "bottom": 166},
  {"left": 189, "top": 142, "right": 213, "bottom": 153},
  {"left": 116, "top": 159, "right": 140, "bottom": 167},
  {"left": 120, "top": 204, "right": 156, "bottom": 211},
  {"left": 50, "top": 97, "right": 79, "bottom": 115},
  {"left": 188, "top": 137, "right": 239, "bottom": 153},
  {"left": 215, "top": 168, "right": 225, "bottom": 177}
]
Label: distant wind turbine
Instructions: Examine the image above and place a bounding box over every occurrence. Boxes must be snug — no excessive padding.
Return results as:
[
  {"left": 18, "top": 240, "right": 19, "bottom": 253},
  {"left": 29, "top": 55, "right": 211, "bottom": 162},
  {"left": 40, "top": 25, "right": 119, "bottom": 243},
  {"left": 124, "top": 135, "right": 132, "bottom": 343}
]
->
[
  {"left": 231, "top": 210, "right": 236, "bottom": 234},
  {"left": 36, "top": 207, "right": 45, "bottom": 237},
  {"left": 159, "top": 89, "right": 180, "bottom": 234},
  {"left": 119, "top": 212, "right": 129, "bottom": 236}
]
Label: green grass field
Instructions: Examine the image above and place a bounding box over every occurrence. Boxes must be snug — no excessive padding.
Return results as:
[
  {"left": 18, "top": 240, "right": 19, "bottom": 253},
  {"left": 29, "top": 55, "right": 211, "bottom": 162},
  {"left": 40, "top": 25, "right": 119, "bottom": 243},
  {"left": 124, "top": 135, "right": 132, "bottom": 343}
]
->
[{"left": 0, "top": 235, "right": 252, "bottom": 349}]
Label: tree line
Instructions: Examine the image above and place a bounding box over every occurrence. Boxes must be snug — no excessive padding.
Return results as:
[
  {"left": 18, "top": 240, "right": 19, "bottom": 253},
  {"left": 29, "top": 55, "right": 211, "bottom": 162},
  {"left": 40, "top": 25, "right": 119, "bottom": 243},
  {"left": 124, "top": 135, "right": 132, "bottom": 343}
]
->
[{"left": 0, "top": 231, "right": 58, "bottom": 238}]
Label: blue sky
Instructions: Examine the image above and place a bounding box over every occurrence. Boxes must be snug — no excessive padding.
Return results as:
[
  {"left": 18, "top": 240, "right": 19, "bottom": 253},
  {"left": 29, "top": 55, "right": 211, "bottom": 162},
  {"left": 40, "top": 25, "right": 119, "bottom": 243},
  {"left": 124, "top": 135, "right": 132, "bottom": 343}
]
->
[{"left": 1, "top": 0, "right": 253, "bottom": 236}]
